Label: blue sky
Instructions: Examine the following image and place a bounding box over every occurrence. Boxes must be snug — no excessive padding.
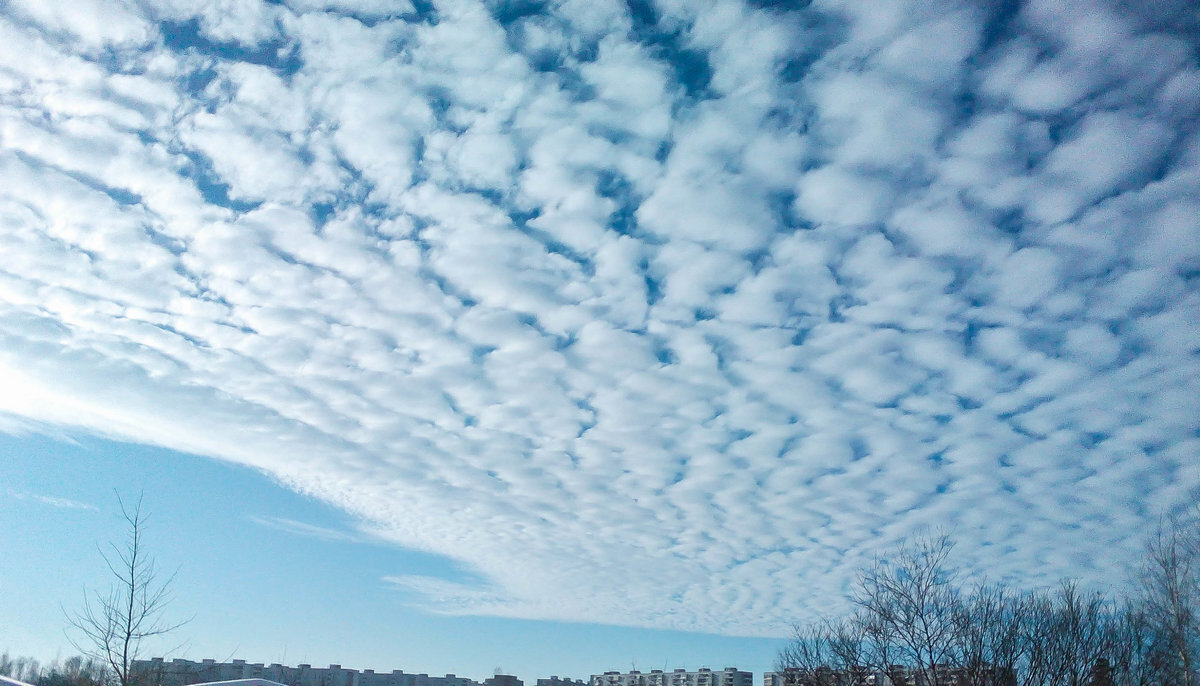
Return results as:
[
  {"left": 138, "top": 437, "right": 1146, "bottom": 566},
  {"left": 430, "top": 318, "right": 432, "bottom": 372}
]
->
[
  {"left": 0, "top": 0, "right": 1198, "bottom": 682},
  {"left": 0, "top": 432, "right": 777, "bottom": 680}
]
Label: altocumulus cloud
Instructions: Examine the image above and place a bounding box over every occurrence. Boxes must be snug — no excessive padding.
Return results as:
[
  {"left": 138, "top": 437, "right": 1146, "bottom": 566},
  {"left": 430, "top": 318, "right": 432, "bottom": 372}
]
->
[{"left": 0, "top": 0, "right": 1198, "bottom": 636}]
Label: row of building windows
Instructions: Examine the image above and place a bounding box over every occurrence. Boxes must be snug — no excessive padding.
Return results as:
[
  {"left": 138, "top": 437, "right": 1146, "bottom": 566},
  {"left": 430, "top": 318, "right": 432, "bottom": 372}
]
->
[
  {"left": 133, "top": 660, "right": 1036, "bottom": 686},
  {"left": 131, "top": 659, "right": 542, "bottom": 686},
  {"left": 132, "top": 660, "right": 759, "bottom": 686}
]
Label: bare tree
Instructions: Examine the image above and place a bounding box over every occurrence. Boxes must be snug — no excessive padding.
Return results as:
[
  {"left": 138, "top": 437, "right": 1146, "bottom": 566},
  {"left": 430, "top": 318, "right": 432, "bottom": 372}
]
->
[
  {"left": 1, "top": 653, "right": 43, "bottom": 684},
  {"left": 36, "top": 656, "right": 111, "bottom": 686},
  {"left": 1024, "top": 581, "right": 1121, "bottom": 686},
  {"left": 66, "top": 494, "right": 187, "bottom": 686},
  {"left": 853, "top": 533, "right": 961, "bottom": 686},
  {"left": 1108, "top": 601, "right": 1161, "bottom": 686},
  {"left": 1138, "top": 510, "right": 1199, "bottom": 686},
  {"left": 774, "top": 528, "right": 1197, "bottom": 686},
  {"left": 826, "top": 614, "right": 876, "bottom": 684},
  {"left": 778, "top": 622, "right": 838, "bottom": 678},
  {"left": 777, "top": 617, "right": 876, "bottom": 686},
  {"left": 949, "top": 584, "right": 1029, "bottom": 686}
]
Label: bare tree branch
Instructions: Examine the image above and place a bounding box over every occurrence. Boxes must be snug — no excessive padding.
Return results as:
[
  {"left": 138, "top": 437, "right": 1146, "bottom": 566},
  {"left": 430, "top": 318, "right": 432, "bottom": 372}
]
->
[
  {"left": 66, "top": 493, "right": 189, "bottom": 686},
  {"left": 1138, "top": 508, "right": 1199, "bottom": 686}
]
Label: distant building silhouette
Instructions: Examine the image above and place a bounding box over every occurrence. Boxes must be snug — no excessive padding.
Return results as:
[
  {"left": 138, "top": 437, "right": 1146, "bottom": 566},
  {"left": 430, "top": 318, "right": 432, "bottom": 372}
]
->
[
  {"left": 133, "top": 659, "right": 479, "bottom": 686},
  {"left": 592, "top": 668, "right": 751, "bottom": 686},
  {"left": 536, "top": 678, "right": 585, "bottom": 686}
]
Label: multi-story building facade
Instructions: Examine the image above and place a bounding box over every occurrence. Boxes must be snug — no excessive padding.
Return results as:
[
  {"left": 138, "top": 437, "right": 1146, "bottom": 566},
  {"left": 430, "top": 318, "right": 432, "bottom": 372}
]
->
[
  {"left": 129, "top": 660, "right": 1024, "bottom": 686},
  {"left": 536, "top": 678, "right": 585, "bottom": 686},
  {"left": 132, "top": 659, "right": 480, "bottom": 686},
  {"left": 593, "top": 668, "right": 752, "bottom": 686}
]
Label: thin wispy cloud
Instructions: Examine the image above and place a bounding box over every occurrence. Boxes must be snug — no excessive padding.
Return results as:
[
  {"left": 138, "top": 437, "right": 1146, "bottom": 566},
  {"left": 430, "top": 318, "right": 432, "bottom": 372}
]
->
[
  {"left": 249, "top": 515, "right": 365, "bottom": 544},
  {"left": 0, "top": 0, "right": 1196, "bottom": 636},
  {"left": 382, "top": 575, "right": 507, "bottom": 616},
  {"left": 9, "top": 491, "right": 99, "bottom": 511}
]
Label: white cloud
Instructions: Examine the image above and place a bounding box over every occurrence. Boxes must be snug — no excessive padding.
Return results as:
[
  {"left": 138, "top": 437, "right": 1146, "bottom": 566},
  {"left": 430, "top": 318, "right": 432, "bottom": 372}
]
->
[
  {"left": 8, "top": 490, "right": 99, "bottom": 511},
  {"left": 249, "top": 515, "right": 366, "bottom": 543},
  {"left": 4, "top": 0, "right": 151, "bottom": 50},
  {"left": 0, "top": 0, "right": 1198, "bottom": 639},
  {"left": 795, "top": 166, "right": 894, "bottom": 226},
  {"left": 154, "top": 0, "right": 284, "bottom": 46}
]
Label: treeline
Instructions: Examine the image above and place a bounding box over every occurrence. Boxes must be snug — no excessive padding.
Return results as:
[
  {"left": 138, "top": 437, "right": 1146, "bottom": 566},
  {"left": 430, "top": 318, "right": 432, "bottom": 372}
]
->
[
  {"left": 777, "top": 511, "right": 1198, "bottom": 686},
  {"left": 0, "top": 654, "right": 108, "bottom": 686}
]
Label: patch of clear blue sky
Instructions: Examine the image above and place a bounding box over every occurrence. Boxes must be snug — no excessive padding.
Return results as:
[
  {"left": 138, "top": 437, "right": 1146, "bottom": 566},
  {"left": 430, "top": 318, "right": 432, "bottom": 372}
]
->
[{"left": 0, "top": 431, "right": 780, "bottom": 682}]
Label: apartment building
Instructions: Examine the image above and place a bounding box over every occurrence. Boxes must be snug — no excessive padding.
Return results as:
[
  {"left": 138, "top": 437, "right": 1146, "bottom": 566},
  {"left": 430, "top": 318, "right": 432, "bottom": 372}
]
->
[
  {"left": 132, "top": 659, "right": 479, "bottom": 686},
  {"left": 536, "top": 677, "right": 586, "bottom": 686},
  {"left": 592, "top": 668, "right": 752, "bottom": 686}
]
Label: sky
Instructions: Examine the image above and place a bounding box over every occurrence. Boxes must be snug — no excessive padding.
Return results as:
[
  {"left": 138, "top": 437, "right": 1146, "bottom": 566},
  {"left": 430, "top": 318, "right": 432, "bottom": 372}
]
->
[{"left": 0, "top": 0, "right": 1198, "bottom": 681}]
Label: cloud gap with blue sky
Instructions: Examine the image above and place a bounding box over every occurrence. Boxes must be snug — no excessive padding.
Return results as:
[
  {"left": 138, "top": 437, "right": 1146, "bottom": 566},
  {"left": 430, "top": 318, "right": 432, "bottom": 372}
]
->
[{"left": 0, "top": 0, "right": 1198, "bottom": 663}]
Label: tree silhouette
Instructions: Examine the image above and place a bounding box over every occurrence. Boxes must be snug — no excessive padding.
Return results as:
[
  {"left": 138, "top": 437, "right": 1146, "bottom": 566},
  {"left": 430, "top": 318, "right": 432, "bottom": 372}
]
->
[{"left": 66, "top": 494, "right": 188, "bottom": 686}]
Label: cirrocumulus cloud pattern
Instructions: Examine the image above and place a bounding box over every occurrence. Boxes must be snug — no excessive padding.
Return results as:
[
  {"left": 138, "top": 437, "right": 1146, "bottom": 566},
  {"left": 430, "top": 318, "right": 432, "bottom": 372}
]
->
[{"left": 1, "top": 0, "right": 1198, "bottom": 636}]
